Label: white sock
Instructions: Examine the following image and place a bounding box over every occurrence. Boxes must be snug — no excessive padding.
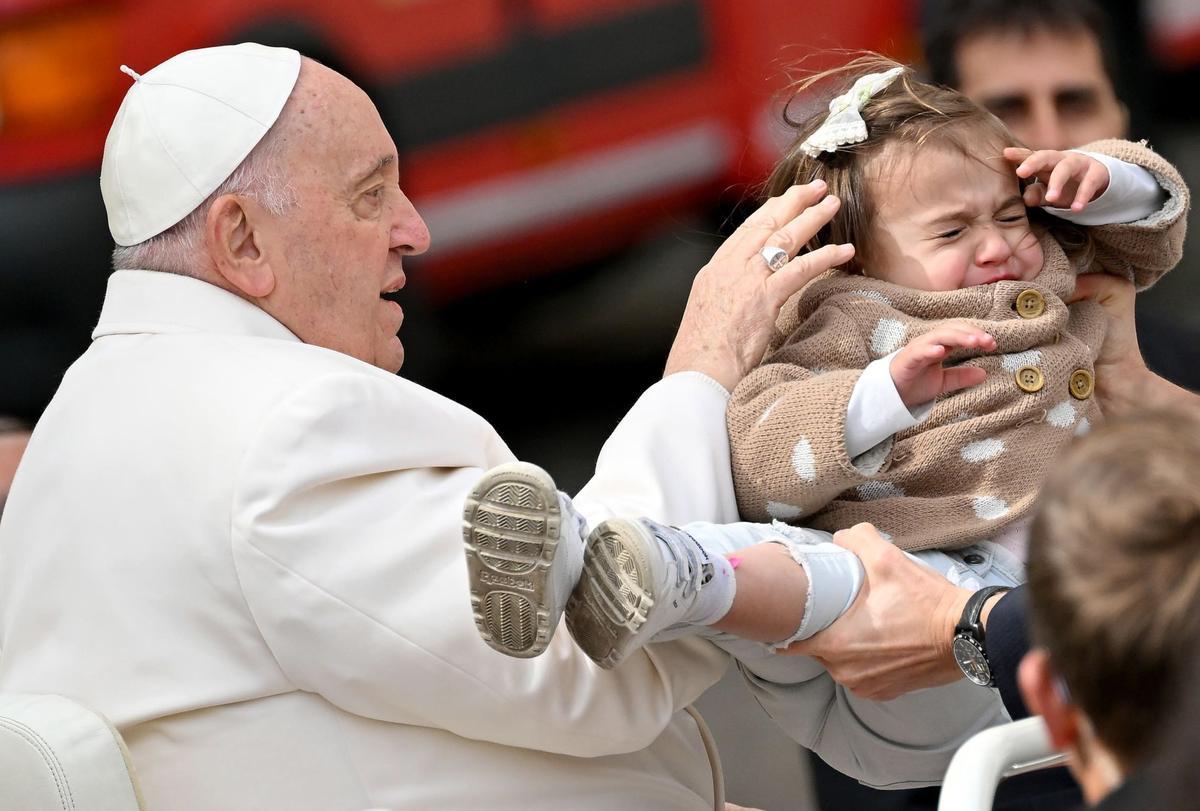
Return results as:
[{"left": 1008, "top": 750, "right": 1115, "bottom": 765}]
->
[
  {"left": 652, "top": 525, "right": 737, "bottom": 627},
  {"left": 550, "top": 492, "right": 588, "bottom": 609}
]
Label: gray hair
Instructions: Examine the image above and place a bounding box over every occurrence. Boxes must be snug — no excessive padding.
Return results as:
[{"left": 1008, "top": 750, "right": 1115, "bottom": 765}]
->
[{"left": 110, "top": 121, "right": 297, "bottom": 276}]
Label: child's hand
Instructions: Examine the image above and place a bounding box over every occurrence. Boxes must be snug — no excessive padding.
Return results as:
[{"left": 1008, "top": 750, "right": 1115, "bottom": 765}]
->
[
  {"left": 1003, "top": 147, "right": 1110, "bottom": 213},
  {"left": 890, "top": 324, "right": 995, "bottom": 408}
]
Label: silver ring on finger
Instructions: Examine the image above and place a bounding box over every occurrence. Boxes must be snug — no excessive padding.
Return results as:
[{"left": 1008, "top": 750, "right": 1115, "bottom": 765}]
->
[{"left": 759, "top": 245, "right": 789, "bottom": 272}]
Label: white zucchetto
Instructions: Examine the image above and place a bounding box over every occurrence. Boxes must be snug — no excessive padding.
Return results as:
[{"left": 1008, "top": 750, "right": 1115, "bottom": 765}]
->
[{"left": 100, "top": 43, "right": 301, "bottom": 246}]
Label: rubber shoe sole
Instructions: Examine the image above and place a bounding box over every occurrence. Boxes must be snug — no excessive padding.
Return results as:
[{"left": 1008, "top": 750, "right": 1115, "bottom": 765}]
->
[
  {"left": 462, "top": 462, "right": 562, "bottom": 658},
  {"left": 566, "top": 518, "right": 659, "bottom": 670}
]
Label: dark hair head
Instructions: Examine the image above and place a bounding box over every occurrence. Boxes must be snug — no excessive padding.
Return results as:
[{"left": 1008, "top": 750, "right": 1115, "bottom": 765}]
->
[
  {"left": 1027, "top": 409, "right": 1200, "bottom": 769},
  {"left": 764, "top": 54, "right": 1019, "bottom": 274},
  {"left": 919, "top": 0, "right": 1118, "bottom": 90}
]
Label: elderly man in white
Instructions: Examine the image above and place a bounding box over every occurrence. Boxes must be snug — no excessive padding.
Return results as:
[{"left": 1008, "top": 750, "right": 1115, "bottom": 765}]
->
[{"left": 0, "top": 43, "right": 856, "bottom": 810}]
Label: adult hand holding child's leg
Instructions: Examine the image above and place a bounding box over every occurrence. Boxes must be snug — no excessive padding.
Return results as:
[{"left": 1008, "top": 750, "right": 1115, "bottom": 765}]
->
[{"left": 782, "top": 523, "right": 974, "bottom": 703}]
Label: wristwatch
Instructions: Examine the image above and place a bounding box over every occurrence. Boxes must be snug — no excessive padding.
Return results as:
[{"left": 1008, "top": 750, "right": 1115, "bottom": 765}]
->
[{"left": 952, "top": 585, "right": 1009, "bottom": 687}]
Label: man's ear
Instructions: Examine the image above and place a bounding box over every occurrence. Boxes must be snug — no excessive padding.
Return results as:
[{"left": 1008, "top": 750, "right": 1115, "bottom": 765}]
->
[
  {"left": 1018, "top": 648, "right": 1079, "bottom": 751},
  {"left": 207, "top": 194, "right": 276, "bottom": 299}
]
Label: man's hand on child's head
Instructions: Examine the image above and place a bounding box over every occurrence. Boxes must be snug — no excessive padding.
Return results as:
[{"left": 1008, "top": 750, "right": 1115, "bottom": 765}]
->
[
  {"left": 890, "top": 323, "right": 995, "bottom": 408},
  {"left": 1004, "top": 148, "right": 1110, "bottom": 213}
]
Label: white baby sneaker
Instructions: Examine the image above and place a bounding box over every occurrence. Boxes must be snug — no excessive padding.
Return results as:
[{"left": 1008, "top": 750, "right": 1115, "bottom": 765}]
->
[
  {"left": 566, "top": 517, "right": 730, "bottom": 669},
  {"left": 462, "top": 462, "right": 586, "bottom": 658}
]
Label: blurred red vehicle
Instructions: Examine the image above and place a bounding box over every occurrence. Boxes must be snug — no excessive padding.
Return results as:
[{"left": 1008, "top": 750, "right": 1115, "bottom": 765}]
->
[{"left": 0, "top": 0, "right": 913, "bottom": 417}]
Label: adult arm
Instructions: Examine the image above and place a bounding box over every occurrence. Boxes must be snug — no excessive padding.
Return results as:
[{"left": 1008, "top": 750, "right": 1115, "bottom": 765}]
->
[
  {"left": 230, "top": 181, "right": 853, "bottom": 759},
  {"left": 230, "top": 370, "right": 730, "bottom": 759}
]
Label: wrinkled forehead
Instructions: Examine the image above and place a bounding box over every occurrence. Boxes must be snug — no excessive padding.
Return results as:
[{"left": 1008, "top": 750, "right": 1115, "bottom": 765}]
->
[
  {"left": 868, "top": 138, "right": 1018, "bottom": 218},
  {"left": 958, "top": 26, "right": 1114, "bottom": 95},
  {"left": 866, "top": 121, "right": 1014, "bottom": 179}
]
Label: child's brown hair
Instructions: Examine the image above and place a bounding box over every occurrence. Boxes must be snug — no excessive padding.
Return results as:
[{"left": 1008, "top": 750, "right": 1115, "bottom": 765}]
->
[{"left": 766, "top": 54, "right": 1087, "bottom": 273}]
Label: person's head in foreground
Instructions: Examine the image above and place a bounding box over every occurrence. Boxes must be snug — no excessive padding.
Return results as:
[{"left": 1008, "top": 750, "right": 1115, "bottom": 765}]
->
[
  {"left": 1021, "top": 409, "right": 1200, "bottom": 806},
  {"left": 920, "top": 0, "right": 1127, "bottom": 150},
  {"left": 105, "top": 44, "right": 430, "bottom": 374},
  {"left": 764, "top": 55, "right": 1098, "bottom": 294}
]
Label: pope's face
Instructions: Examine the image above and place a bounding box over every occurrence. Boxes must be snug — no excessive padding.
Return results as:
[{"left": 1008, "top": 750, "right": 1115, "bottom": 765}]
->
[
  {"left": 263, "top": 62, "right": 430, "bottom": 373},
  {"left": 955, "top": 27, "right": 1126, "bottom": 151}
]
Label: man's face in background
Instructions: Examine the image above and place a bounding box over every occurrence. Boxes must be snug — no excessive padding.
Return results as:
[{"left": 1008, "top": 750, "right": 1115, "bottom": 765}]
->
[{"left": 954, "top": 26, "right": 1128, "bottom": 150}]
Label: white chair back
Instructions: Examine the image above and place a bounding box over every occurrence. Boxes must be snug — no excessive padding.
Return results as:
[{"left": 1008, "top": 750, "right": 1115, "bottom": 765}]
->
[
  {"left": 0, "top": 694, "right": 144, "bottom": 811},
  {"left": 938, "top": 716, "right": 1068, "bottom": 811}
]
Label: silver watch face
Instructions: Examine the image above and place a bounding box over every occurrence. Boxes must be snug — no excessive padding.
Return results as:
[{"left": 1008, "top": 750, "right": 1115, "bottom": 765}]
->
[{"left": 953, "top": 635, "right": 992, "bottom": 686}]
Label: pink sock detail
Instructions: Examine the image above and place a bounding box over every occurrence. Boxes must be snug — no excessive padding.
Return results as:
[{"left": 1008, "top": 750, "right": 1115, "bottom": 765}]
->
[{"left": 727, "top": 555, "right": 742, "bottom": 570}]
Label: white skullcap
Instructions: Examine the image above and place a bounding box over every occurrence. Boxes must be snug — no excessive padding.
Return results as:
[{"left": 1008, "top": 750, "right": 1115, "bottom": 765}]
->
[{"left": 101, "top": 43, "right": 301, "bottom": 246}]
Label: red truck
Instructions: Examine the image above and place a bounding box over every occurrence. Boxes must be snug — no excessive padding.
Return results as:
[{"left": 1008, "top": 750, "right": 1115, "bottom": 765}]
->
[{"left": 0, "top": 0, "right": 914, "bottom": 418}]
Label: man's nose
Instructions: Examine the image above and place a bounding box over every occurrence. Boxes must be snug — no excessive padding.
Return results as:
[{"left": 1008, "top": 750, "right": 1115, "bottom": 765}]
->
[
  {"left": 1028, "top": 102, "right": 1070, "bottom": 151},
  {"left": 392, "top": 192, "right": 431, "bottom": 256}
]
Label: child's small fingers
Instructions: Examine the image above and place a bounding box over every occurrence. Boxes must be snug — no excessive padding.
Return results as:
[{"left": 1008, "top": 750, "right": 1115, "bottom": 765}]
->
[
  {"left": 1046, "top": 160, "right": 1077, "bottom": 204},
  {"left": 1059, "top": 178, "right": 1082, "bottom": 209},
  {"left": 902, "top": 342, "right": 945, "bottom": 366},
  {"left": 941, "top": 366, "right": 987, "bottom": 394},
  {"left": 1004, "top": 148, "right": 1033, "bottom": 173},
  {"left": 932, "top": 325, "right": 993, "bottom": 347},
  {"left": 1072, "top": 165, "right": 1109, "bottom": 210},
  {"left": 1023, "top": 183, "right": 1046, "bottom": 207},
  {"left": 1016, "top": 149, "right": 1061, "bottom": 180},
  {"left": 917, "top": 329, "right": 960, "bottom": 350},
  {"left": 956, "top": 329, "right": 997, "bottom": 350},
  {"left": 892, "top": 347, "right": 922, "bottom": 374}
]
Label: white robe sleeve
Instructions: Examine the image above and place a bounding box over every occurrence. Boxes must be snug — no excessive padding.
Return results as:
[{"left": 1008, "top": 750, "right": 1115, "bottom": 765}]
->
[
  {"left": 229, "top": 370, "right": 728, "bottom": 759},
  {"left": 575, "top": 371, "right": 740, "bottom": 526}
]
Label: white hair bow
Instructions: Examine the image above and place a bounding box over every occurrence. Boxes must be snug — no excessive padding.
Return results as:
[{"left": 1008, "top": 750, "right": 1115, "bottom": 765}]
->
[{"left": 800, "top": 66, "right": 905, "bottom": 158}]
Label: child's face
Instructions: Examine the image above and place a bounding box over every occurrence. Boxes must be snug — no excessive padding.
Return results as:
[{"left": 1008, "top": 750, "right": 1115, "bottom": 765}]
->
[{"left": 865, "top": 144, "right": 1045, "bottom": 291}]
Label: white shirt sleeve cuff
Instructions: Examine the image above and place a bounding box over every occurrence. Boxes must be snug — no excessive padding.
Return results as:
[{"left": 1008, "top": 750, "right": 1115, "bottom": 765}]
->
[
  {"left": 844, "top": 352, "right": 932, "bottom": 459},
  {"left": 1043, "top": 151, "right": 1166, "bottom": 226}
]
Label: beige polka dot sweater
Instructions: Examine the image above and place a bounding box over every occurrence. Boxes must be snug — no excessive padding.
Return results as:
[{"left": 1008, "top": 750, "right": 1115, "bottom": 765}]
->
[{"left": 728, "top": 139, "right": 1189, "bottom": 552}]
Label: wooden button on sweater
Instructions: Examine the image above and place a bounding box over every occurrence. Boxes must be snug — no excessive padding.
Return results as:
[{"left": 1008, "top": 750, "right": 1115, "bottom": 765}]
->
[
  {"left": 1015, "top": 289, "right": 1046, "bottom": 319},
  {"left": 1015, "top": 365, "right": 1044, "bottom": 393},
  {"left": 1070, "top": 369, "right": 1095, "bottom": 400}
]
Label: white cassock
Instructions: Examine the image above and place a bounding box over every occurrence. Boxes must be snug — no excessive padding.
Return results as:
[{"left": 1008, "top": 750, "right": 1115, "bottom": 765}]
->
[{"left": 0, "top": 269, "right": 739, "bottom": 811}]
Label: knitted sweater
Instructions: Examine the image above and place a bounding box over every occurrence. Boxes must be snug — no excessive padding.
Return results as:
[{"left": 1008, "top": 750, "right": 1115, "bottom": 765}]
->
[{"left": 728, "top": 139, "right": 1189, "bottom": 552}]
